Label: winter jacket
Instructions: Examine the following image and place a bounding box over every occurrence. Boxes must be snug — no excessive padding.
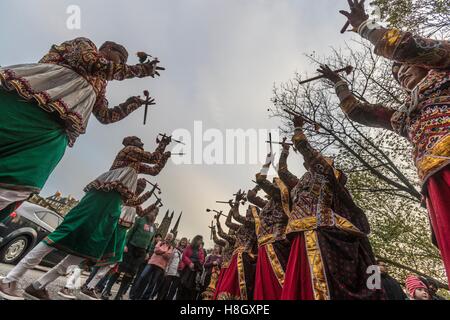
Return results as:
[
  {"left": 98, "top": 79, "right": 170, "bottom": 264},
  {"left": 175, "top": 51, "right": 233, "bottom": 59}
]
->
[
  {"left": 148, "top": 241, "right": 174, "bottom": 270},
  {"left": 166, "top": 247, "right": 183, "bottom": 277},
  {"left": 179, "top": 245, "right": 205, "bottom": 271}
]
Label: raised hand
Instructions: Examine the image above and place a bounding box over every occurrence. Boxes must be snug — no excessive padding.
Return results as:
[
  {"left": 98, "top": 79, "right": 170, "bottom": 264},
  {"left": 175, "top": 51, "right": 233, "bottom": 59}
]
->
[
  {"left": 234, "top": 189, "right": 245, "bottom": 202},
  {"left": 143, "top": 58, "right": 166, "bottom": 78},
  {"left": 317, "top": 65, "right": 342, "bottom": 83},
  {"left": 339, "top": 0, "right": 369, "bottom": 31},
  {"left": 293, "top": 115, "right": 306, "bottom": 128},
  {"left": 281, "top": 137, "right": 291, "bottom": 150},
  {"left": 125, "top": 95, "right": 154, "bottom": 107}
]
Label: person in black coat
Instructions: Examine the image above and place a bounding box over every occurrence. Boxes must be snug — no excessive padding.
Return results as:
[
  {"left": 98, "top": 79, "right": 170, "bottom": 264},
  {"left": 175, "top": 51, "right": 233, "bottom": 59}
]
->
[{"left": 378, "top": 261, "right": 407, "bottom": 300}]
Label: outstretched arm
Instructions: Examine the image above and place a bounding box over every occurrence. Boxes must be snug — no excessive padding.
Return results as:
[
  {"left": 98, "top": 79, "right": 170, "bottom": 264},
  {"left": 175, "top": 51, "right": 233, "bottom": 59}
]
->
[
  {"left": 230, "top": 201, "right": 250, "bottom": 225},
  {"left": 93, "top": 93, "right": 152, "bottom": 125},
  {"left": 125, "top": 188, "right": 154, "bottom": 207},
  {"left": 318, "top": 65, "right": 395, "bottom": 130},
  {"left": 136, "top": 202, "right": 158, "bottom": 217},
  {"left": 291, "top": 117, "right": 334, "bottom": 175},
  {"left": 212, "top": 227, "right": 227, "bottom": 247},
  {"left": 225, "top": 206, "right": 241, "bottom": 230},
  {"left": 246, "top": 186, "right": 268, "bottom": 208},
  {"left": 44, "top": 37, "right": 163, "bottom": 81},
  {"left": 216, "top": 217, "right": 236, "bottom": 245},
  {"left": 255, "top": 173, "right": 281, "bottom": 202},
  {"left": 339, "top": 1, "right": 450, "bottom": 69},
  {"left": 139, "top": 152, "right": 171, "bottom": 176},
  {"left": 277, "top": 143, "right": 299, "bottom": 189}
]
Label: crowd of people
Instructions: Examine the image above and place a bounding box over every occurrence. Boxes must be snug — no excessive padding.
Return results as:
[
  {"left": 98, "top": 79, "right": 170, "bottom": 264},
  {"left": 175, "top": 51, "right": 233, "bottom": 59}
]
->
[{"left": 0, "top": 0, "right": 448, "bottom": 300}]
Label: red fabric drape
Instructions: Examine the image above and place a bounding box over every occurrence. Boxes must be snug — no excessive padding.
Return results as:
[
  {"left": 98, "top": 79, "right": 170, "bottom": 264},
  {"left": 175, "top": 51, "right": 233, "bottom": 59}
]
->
[
  {"left": 280, "top": 233, "right": 314, "bottom": 300},
  {"left": 426, "top": 166, "right": 450, "bottom": 283},
  {"left": 213, "top": 254, "right": 240, "bottom": 300},
  {"left": 254, "top": 245, "right": 283, "bottom": 300}
]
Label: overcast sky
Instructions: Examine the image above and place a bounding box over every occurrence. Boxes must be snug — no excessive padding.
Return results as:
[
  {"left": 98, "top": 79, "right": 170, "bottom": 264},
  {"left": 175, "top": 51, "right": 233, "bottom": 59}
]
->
[{"left": 1, "top": 0, "right": 355, "bottom": 246}]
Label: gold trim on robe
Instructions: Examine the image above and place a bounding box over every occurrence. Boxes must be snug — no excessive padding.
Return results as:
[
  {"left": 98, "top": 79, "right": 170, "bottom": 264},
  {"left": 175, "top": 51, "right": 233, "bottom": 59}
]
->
[
  {"left": 286, "top": 213, "right": 363, "bottom": 300},
  {"left": 274, "top": 177, "right": 291, "bottom": 217},
  {"left": 417, "top": 134, "right": 450, "bottom": 184},
  {"left": 236, "top": 251, "right": 248, "bottom": 300},
  {"left": 265, "top": 243, "right": 286, "bottom": 287},
  {"left": 304, "top": 230, "right": 330, "bottom": 300}
]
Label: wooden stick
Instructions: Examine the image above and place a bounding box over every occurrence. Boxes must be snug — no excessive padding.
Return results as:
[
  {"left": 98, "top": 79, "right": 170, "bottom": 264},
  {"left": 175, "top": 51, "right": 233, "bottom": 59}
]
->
[
  {"left": 158, "top": 133, "right": 185, "bottom": 145},
  {"left": 143, "top": 90, "right": 151, "bottom": 125},
  {"left": 298, "top": 65, "right": 353, "bottom": 85},
  {"left": 340, "top": 20, "right": 351, "bottom": 34},
  {"left": 144, "top": 179, "right": 161, "bottom": 193},
  {"left": 265, "top": 140, "right": 293, "bottom": 146},
  {"left": 268, "top": 132, "right": 273, "bottom": 155}
]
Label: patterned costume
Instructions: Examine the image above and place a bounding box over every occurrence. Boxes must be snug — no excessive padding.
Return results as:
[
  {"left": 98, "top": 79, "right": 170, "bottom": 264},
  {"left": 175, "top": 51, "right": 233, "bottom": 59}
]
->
[
  {"left": 247, "top": 178, "right": 290, "bottom": 300},
  {"left": 0, "top": 37, "right": 157, "bottom": 220},
  {"left": 43, "top": 138, "right": 170, "bottom": 261},
  {"left": 208, "top": 224, "right": 235, "bottom": 300},
  {"left": 335, "top": 23, "right": 450, "bottom": 282},
  {"left": 278, "top": 132, "right": 381, "bottom": 300},
  {"left": 213, "top": 205, "right": 257, "bottom": 300}
]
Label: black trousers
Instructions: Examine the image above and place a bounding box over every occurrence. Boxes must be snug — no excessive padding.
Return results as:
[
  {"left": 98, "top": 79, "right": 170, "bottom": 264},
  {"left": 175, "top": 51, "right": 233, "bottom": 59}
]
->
[{"left": 157, "top": 275, "right": 180, "bottom": 300}]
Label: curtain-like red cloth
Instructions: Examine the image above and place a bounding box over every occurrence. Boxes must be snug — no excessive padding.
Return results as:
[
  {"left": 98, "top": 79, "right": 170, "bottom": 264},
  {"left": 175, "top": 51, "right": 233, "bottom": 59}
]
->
[
  {"left": 426, "top": 166, "right": 450, "bottom": 283},
  {"left": 254, "top": 245, "right": 282, "bottom": 300},
  {"left": 213, "top": 254, "right": 240, "bottom": 300},
  {"left": 212, "top": 267, "right": 227, "bottom": 299},
  {"left": 280, "top": 233, "right": 314, "bottom": 300}
]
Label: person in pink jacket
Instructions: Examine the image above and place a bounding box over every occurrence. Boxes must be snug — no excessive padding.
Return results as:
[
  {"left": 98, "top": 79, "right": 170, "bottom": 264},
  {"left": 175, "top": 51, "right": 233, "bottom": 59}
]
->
[
  {"left": 132, "top": 233, "right": 174, "bottom": 300},
  {"left": 177, "top": 235, "right": 205, "bottom": 300}
]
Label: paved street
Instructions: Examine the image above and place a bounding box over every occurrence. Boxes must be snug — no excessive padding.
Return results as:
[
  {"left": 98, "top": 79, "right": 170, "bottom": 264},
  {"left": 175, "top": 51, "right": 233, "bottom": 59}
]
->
[{"left": 0, "top": 263, "right": 124, "bottom": 300}]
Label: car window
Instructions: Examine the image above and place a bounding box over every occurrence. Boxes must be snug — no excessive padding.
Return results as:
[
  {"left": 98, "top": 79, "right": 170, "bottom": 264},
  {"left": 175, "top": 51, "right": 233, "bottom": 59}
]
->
[{"left": 35, "top": 211, "right": 60, "bottom": 229}]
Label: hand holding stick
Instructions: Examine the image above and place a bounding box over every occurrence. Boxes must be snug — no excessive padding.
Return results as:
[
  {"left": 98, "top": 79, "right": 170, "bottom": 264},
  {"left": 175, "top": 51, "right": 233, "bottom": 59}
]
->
[
  {"left": 206, "top": 208, "right": 227, "bottom": 219},
  {"left": 142, "top": 90, "right": 155, "bottom": 125},
  {"left": 144, "top": 179, "right": 162, "bottom": 194},
  {"left": 158, "top": 133, "right": 185, "bottom": 145},
  {"left": 298, "top": 65, "right": 353, "bottom": 84}
]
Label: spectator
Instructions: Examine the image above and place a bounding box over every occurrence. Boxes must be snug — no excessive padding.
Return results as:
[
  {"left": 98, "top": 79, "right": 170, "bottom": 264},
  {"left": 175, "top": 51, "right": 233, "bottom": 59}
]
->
[
  {"left": 377, "top": 260, "right": 407, "bottom": 300},
  {"left": 177, "top": 235, "right": 205, "bottom": 300},
  {"left": 419, "top": 277, "right": 446, "bottom": 300},
  {"left": 157, "top": 237, "right": 188, "bottom": 300},
  {"left": 132, "top": 233, "right": 175, "bottom": 300},
  {"left": 405, "top": 275, "right": 431, "bottom": 300},
  {"left": 200, "top": 245, "right": 223, "bottom": 295},
  {"left": 128, "top": 233, "right": 162, "bottom": 300}
]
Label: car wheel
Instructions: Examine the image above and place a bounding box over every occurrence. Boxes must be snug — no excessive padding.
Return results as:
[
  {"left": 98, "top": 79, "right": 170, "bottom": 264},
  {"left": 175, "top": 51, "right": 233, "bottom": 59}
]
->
[{"left": 0, "top": 236, "right": 30, "bottom": 264}]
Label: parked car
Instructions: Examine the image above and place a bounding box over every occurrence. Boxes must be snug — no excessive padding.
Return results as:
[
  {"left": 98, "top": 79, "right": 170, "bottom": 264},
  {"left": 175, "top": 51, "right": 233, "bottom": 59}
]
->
[{"left": 0, "top": 202, "right": 67, "bottom": 266}]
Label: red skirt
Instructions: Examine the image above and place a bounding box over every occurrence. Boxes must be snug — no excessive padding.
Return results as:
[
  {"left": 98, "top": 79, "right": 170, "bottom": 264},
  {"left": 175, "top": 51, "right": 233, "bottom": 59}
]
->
[
  {"left": 213, "top": 266, "right": 228, "bottom": 299},
  {"left": 280, "top": 233, "right": 314, "bottom": 300},
  {"left": 254, "top": 245, "right": 283, "bottom": 300},
  {"left": 426, "top": 166, "right": 450, "bottom": 282},
  {"left": 213, "top": 254, "right": 241, "bottom": 300}
]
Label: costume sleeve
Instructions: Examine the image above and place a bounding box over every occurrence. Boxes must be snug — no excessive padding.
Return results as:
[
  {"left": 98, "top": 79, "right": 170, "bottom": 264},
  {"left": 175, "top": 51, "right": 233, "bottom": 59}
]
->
[
  {"left": 138, "top": 153, "right": 171, "bottom": 176},
  {"left": 230, "top": 203, "right": 249, "bottom": 225},
  {"left": 255, "top": 174, "right": 281, "bottom": 201},
  {"left": 50, "top": 37, "right": 160, "bottom": 80},
  {"left": 277, "top": 146, "right": 299, "bottom": 189},
  {"left": 291, "top": 128, "right": 334, "bottom": 176},
  {"left": 246, "top": 191, "right": 268, "bottom": 208},
  {"left": 92, "top": 93, "right": 141, "bottom": 124},
  {"left": 212, "top": 228, "right": 227, "bottom": 247},
  {"left": 125, "top": 190, "right": 153, "bottom": 208},
  {"left": 217, "top": 220, "right": 236, "bottom": 245},
  {"left": 333, "top": 81, "right": 396, "bottom": 130},
  {"left": 362, "top": 26, "right": 450, "bottom": 69}
]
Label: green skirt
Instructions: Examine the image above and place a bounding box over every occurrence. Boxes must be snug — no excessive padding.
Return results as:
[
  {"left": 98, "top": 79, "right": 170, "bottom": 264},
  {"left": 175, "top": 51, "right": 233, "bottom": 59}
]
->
[
  {"left": 44, "top": 190, "right": 123, "bottom": 261},
  {"left": 0, "top": 89, "right": 68, "bottom": 221},
  {"left": 95, "top": 225, "right": 128, "bottom": 266}
]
